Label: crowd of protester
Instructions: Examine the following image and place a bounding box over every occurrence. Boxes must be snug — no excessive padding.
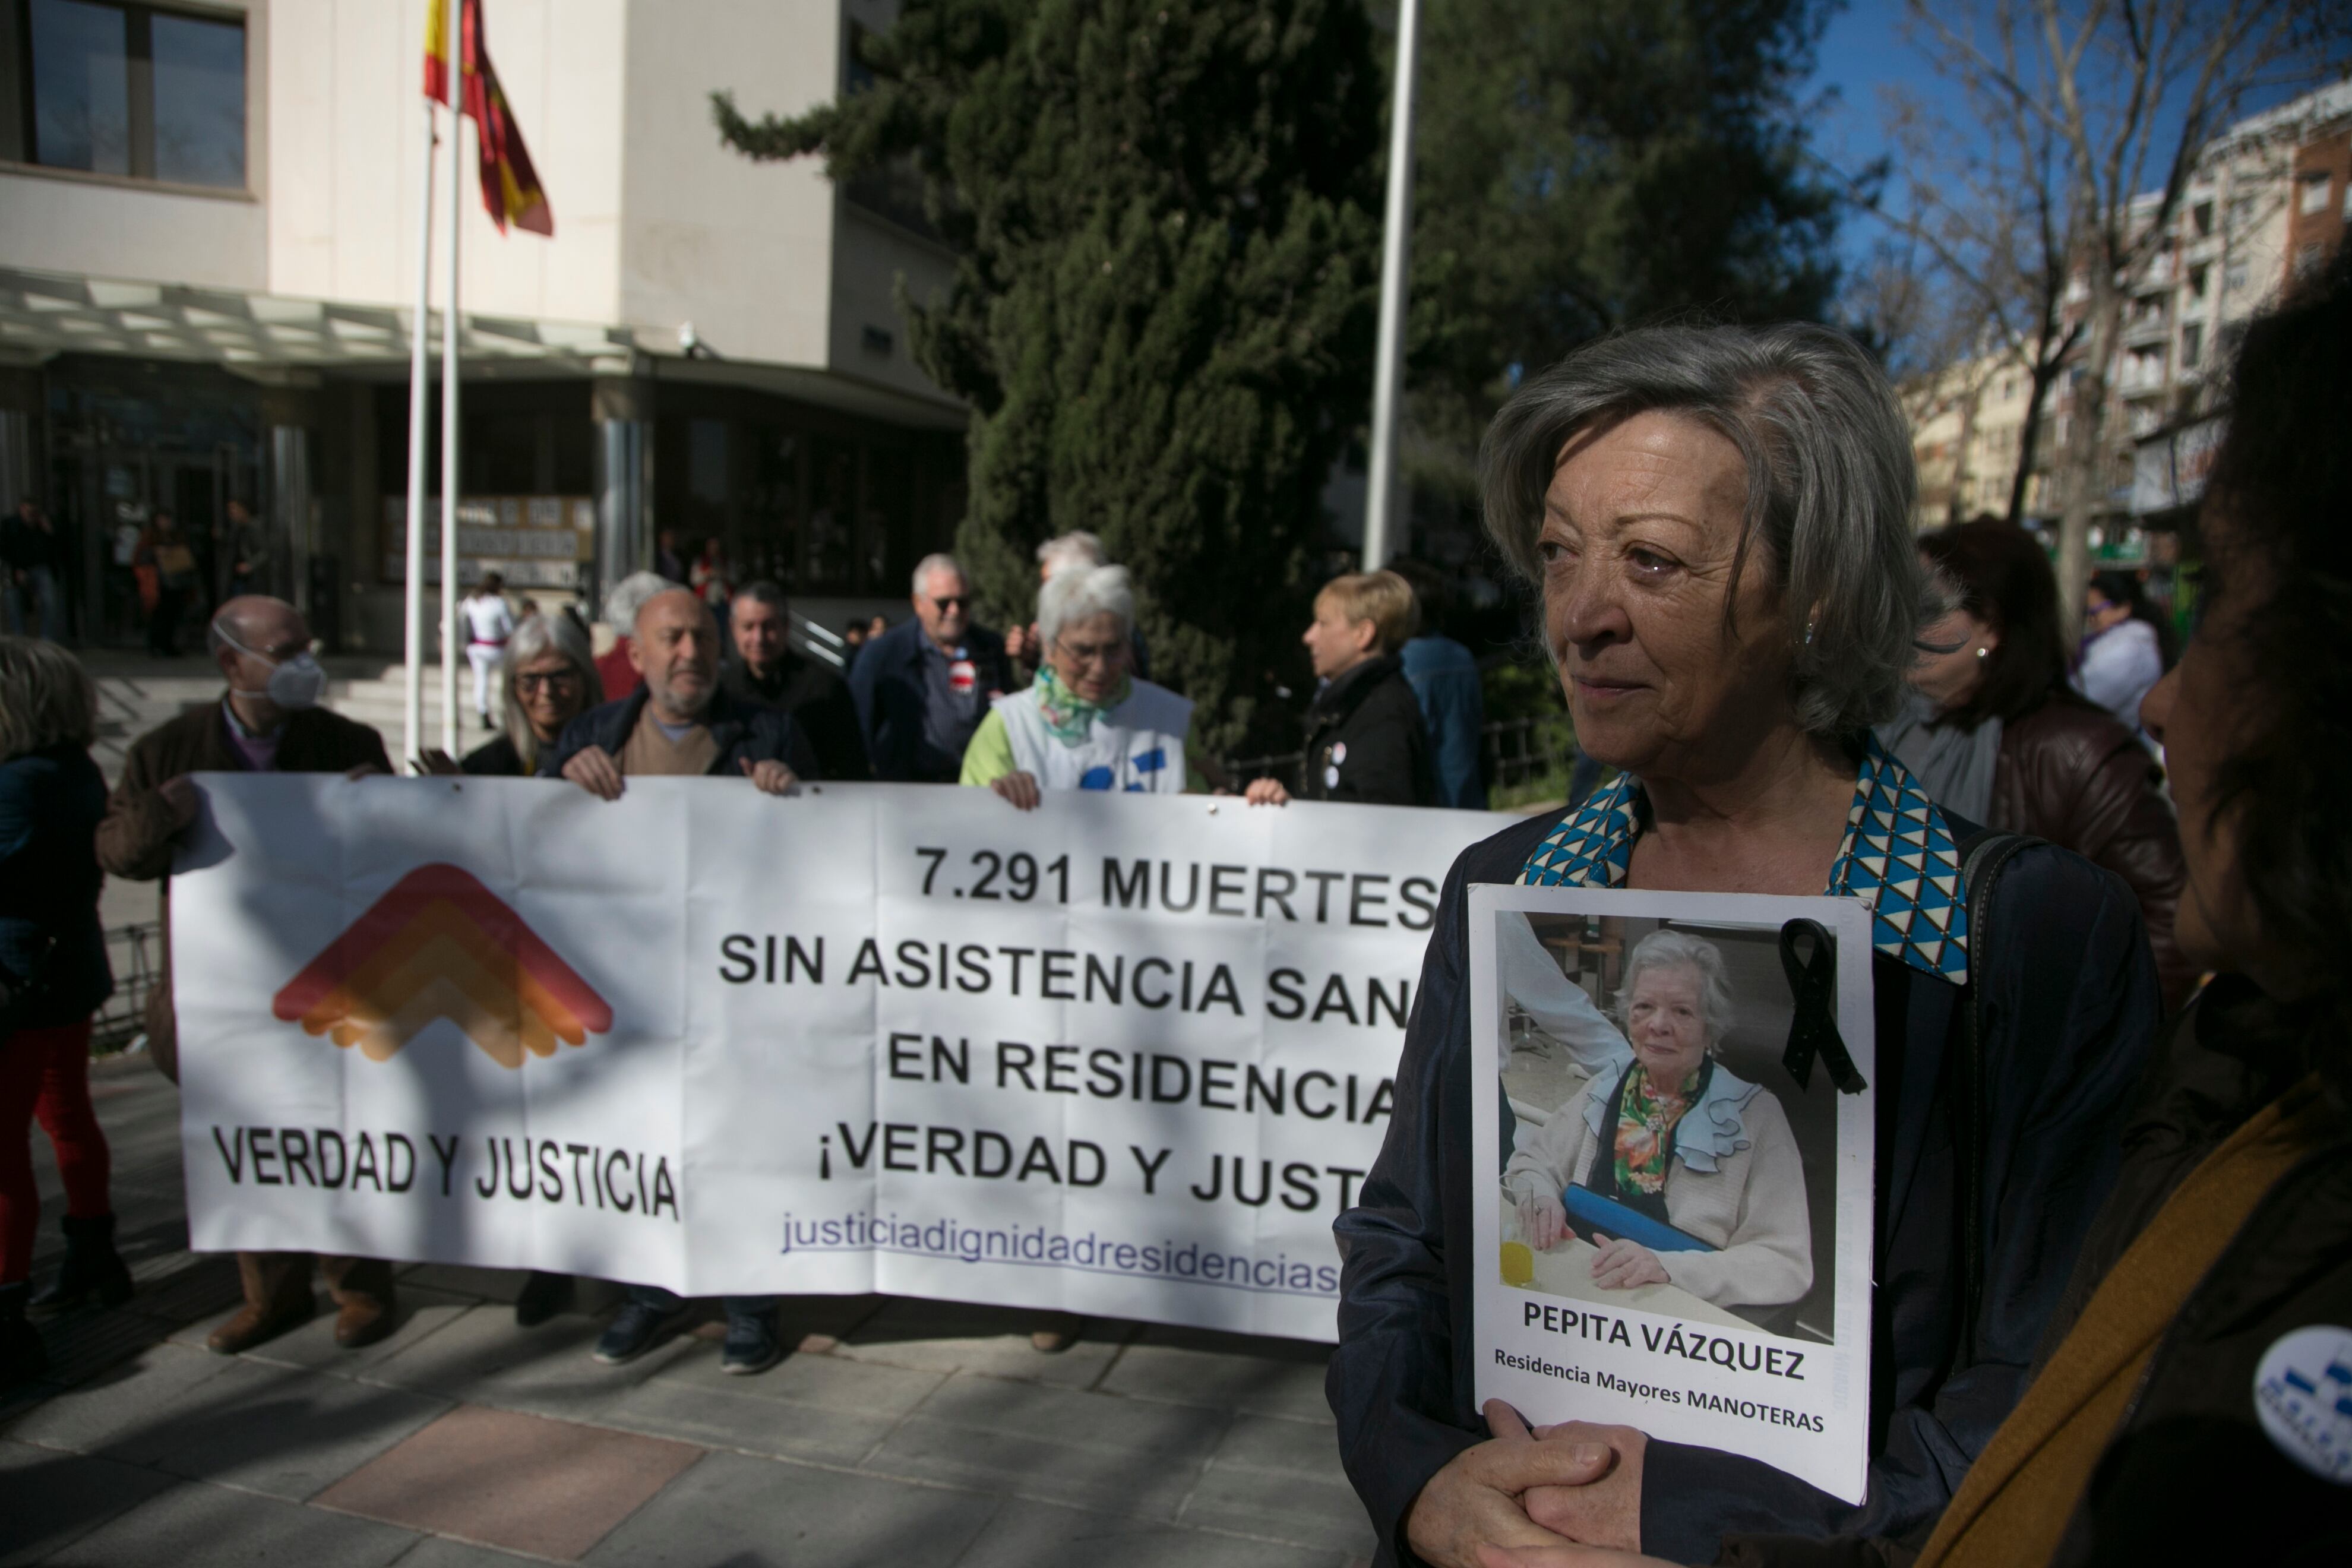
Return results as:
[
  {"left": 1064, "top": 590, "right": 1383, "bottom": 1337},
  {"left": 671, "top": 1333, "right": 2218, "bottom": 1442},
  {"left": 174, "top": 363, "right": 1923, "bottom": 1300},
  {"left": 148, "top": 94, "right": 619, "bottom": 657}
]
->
[
  {"left": 2, "top": 237, "right": 2344, "bottom": 1568},
  {"left": 0, "top": 498, "right": 1466, "bottom": 1383}
]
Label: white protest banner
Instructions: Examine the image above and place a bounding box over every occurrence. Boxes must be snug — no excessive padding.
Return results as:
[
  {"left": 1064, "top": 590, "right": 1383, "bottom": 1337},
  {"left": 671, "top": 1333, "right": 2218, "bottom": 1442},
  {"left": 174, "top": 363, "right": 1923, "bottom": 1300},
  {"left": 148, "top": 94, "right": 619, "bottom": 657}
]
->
[
  {"left": 171, "top": 775, "right": 1504, "bottom": 1342},
  {"left": 1466, "top": 884, "right": 1877, "bottom": 1503}
]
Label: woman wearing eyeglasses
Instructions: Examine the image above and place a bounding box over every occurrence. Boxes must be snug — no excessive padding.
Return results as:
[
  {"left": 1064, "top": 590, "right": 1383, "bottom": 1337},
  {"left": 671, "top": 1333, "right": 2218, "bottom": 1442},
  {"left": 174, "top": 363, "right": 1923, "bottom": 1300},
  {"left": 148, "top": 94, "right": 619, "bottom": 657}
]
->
[
  {"left": 960, "top": 563, "right": 1200, "bottom": 808},
  {"left": 454, "top": 611, "right": 604, "bottom": 778}
]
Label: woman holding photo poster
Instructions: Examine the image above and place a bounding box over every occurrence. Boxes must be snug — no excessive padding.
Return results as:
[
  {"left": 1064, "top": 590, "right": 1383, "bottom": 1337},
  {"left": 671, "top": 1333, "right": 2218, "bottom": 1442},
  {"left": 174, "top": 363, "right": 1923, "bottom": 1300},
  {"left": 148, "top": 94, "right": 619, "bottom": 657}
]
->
[
  {"left": 1635, "top": 222, "right": 2352, "bottom": 1568},
  {"left": 1327, "top": 322, "right": 2163, "bottom": 1567}
]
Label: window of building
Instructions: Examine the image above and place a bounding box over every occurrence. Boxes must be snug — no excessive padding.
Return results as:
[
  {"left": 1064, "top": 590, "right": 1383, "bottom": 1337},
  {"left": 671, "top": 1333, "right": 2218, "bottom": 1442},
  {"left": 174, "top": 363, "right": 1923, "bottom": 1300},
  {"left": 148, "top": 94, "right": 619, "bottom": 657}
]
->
[
  {"left": 688, "top": 419, "right": 731, "bottom": 506},
  {"left": 2181, "top": 321, "right": 2204, "bottom": 369},
  {"left": 7, "top": 0, "right": 245, "bottom": 188},
  {"left": 2227, "top": 194, "right": 2256, "bottom": 234},
  {"left": 2295, "top": 243, "right": 2323, "bottom": 280},
  {"left": 2191, "top": 200, "right": 2214, "bottom": 238},
  {"left": 2302, "top": 172, "right": 2334, "bottom": 216},
  {"left": 2227, "top": 258, "right": 2251, "bottom": 293},
  {"left": 2188, "top": 262, "right": 2209, "bottom": 298}
]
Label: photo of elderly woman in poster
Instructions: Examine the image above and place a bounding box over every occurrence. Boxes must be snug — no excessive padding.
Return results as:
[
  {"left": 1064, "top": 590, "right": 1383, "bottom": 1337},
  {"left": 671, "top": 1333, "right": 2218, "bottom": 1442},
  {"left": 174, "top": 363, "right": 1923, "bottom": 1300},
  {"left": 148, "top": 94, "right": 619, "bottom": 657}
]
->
[{"left": 1499, "top": 919, "right": 1810, "bottom": 1316}]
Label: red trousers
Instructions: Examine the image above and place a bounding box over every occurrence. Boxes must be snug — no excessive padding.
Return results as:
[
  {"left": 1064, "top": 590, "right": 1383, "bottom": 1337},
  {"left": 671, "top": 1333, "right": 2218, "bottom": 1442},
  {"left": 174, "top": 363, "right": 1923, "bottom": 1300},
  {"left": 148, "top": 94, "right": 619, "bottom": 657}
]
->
[{"left": 1, "top": 1019, "right": 111, "bottom": 1285}]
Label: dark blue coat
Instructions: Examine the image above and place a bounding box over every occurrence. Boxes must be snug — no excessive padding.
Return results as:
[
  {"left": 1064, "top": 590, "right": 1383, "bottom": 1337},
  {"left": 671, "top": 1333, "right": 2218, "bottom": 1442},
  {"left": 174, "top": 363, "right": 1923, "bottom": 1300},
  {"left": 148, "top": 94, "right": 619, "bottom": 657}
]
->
[
  {"left": 540, "top": 686, "right": 818, "bottom": 782},
  {"left": 0, "top": 744, "right": 114, "bottom": 1032},
  {"left": 1327, "top": 808, "right": 2160, "bottom": 1566},
  {"left": 845, "top": 616, "right": 1012, "bottom": 783},
  {"left": 1399, "top": 636, "right": 1487, "bottom": 811}
]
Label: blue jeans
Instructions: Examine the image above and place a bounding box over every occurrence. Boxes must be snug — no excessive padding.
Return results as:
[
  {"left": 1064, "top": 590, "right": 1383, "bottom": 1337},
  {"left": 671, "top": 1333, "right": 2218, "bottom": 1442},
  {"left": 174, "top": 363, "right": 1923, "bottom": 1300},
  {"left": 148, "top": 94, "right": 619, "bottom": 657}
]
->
[
  {"left": 627, "top": 1284, "right": 774, "bottom": 1324},
  {"left": 4, "top": 567, "right": 58, "bottom": 641}
]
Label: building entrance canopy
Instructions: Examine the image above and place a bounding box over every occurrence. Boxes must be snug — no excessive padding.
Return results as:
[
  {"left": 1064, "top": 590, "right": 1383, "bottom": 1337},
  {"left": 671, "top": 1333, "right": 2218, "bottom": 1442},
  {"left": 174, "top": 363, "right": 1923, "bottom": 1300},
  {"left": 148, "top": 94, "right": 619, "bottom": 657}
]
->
[{"left": 0, "top": 265, "right": 638, "bottom": 376}]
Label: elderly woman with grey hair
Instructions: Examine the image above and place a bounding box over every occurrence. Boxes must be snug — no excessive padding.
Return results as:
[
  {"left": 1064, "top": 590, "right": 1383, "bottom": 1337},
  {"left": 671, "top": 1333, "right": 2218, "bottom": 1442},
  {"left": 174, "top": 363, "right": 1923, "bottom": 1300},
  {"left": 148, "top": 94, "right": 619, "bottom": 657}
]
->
[
  {"left": 960, "top": 562, "right": 1193, "bottom": 807},
  {"left": 1327, "top": 324, "right": 2161, "bottom": 1568},
  {"left": 1500, "top": 924, "right": 1810, "bottom": 1311}
]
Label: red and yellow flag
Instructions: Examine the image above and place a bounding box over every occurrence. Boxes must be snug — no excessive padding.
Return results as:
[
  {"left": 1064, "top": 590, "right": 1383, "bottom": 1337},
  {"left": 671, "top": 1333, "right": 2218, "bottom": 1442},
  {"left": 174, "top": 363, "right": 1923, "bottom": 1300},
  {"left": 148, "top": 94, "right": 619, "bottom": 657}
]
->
[{"left": 423, "top": 0, "right": 553, "bottom": 238}]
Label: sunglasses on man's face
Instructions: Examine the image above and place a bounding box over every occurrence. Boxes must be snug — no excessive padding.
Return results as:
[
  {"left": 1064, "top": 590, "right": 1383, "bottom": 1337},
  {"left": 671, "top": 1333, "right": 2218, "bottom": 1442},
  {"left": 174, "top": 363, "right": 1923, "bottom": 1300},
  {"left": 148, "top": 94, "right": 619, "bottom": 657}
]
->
[{"left": 931, "top": 595, "right": 970, "bottom": 612}]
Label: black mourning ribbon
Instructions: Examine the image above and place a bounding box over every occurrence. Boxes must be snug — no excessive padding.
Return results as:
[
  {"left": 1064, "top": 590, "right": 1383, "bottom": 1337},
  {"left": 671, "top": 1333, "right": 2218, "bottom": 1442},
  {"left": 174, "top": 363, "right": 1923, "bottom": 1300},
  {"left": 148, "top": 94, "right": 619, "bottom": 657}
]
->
[{"left": 1779, "top": 918, "right": 1866, "bottom": 1094}]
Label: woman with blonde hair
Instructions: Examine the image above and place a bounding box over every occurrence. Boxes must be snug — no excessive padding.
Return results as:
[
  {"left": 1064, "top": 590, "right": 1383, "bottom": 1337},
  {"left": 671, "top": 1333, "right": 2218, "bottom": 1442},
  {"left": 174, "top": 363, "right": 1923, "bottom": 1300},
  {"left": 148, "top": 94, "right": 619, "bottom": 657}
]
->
[
  {"left": 0, "top": 638, "right": 126, "bottom": 1387},
  {"left": 1245, "top": 569, "right": 1437, "bottom": 807}
]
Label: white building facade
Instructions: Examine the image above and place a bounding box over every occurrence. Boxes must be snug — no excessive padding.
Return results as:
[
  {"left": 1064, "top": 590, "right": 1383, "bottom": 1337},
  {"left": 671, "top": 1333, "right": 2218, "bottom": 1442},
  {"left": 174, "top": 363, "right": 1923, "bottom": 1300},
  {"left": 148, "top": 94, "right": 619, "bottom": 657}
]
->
[{"left": 0, "top": 0, "right": 961, "bottom": 650}]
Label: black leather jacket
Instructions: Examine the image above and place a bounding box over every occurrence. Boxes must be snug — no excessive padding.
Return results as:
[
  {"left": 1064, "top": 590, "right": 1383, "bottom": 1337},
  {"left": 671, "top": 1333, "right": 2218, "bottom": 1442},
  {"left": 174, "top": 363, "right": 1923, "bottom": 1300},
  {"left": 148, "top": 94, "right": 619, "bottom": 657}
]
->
[
  {"left": 1327, "top": 808, "right": 2161, "bottom": 1566},
  {"left": 1990, "top": 698, "right": 2192, "bottom": 1011}
]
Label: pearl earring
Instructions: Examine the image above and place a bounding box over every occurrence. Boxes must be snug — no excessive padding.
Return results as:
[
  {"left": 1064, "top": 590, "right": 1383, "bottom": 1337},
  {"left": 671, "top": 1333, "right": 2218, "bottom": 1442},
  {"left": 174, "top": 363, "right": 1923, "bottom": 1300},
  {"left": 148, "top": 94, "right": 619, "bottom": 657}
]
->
[{"left": 1974, "top": 646, "right": 1989, "bottom": 661}]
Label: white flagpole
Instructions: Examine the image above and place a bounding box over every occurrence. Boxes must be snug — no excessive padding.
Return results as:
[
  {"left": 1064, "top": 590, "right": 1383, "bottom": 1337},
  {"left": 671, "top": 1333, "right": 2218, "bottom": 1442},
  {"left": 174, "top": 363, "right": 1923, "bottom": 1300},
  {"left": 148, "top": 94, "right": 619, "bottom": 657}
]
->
[
  {"left": 402, "top": 80, "right": 437, "bottom": 769},
  {"left": 1361, "top": 0, "right": 1421, "bottom": 572},
  {"left": 439, "top": 0, "right": 463, "bottom": 757}
]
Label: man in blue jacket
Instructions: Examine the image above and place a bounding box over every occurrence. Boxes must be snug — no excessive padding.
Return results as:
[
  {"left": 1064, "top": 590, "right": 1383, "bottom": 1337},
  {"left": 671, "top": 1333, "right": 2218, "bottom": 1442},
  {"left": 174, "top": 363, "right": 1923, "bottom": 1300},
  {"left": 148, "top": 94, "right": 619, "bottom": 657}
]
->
[
  {"left": 848, "top": 554, "right": 1012, "bottom": 783},
  {"left": 543, "top": 587, "right": 816, "bottom": 799},
  {"left": 541, "top": 587, "right": 814, "bottom": 1375}
]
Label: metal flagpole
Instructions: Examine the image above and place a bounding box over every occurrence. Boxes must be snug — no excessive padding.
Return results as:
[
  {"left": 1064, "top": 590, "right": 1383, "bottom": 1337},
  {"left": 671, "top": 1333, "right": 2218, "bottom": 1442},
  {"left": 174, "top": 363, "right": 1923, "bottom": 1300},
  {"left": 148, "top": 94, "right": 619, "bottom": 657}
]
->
[
  {"left": 402, "top": 80, "right": 437, "bottom": 769},
  {"left": 438, "top": 0, "right": 463, "bottom": 757},
  {"left": 1361, "top": 0, "right": 1421, "bottom": 573}
]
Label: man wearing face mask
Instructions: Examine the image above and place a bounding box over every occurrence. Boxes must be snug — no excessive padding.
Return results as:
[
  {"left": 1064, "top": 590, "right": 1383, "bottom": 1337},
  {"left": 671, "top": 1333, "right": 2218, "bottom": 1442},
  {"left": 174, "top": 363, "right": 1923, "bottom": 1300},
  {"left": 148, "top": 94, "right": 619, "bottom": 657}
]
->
[{"left": 96, "top": 595, "right": 400, "bottom": 1356}]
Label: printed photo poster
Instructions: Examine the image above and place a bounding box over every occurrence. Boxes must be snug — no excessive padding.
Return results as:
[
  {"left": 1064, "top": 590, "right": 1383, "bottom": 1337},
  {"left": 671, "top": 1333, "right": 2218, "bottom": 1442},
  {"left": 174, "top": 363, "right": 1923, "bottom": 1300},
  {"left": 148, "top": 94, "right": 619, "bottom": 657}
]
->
[{"left": 1466, "top": 883, "right": 1877, "bottom": 1504}]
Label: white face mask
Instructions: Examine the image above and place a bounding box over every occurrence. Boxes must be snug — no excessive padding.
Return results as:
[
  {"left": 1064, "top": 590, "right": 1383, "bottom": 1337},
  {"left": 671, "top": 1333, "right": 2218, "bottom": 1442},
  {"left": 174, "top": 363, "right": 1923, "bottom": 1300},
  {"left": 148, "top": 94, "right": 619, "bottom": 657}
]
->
[{"left": 217, "top": 626, "right": 327, "bottom": 712}]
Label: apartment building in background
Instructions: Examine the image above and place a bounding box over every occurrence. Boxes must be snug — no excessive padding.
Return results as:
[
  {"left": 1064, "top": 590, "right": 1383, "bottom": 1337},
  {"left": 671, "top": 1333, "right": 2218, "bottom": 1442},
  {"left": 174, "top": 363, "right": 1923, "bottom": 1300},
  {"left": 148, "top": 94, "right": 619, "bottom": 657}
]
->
[
  {"left": 0, "top": 0, "right": 960, "bottom": 653},
  {"left": 1904, "top": 350, "right": 2043, "bottom": 530},
  {"left": 1904, "top": 77, "right": 2351, "bottom": 555}
]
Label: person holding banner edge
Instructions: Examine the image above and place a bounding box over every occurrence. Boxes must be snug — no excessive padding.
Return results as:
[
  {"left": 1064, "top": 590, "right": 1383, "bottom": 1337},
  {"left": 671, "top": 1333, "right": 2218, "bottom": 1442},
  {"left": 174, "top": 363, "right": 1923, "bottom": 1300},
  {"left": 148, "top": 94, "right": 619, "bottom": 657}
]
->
[
  {"left": 96, "top": 596, "right": 402, "bottom": 1356},
  {"left": 1244, "top": 570, "right": 1439, "bottom": 808},
  {"left": 1327, "top": 323, "right": 2160, "bottom": 1567}
]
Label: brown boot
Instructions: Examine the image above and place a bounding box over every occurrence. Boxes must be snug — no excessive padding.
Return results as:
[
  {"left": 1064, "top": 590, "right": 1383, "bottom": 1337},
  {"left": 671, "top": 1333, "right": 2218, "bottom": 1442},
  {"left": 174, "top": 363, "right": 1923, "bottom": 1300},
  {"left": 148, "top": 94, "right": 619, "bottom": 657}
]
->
[
  {"left": 208, "top": 1252, "right": 317, "bottom": 1355},
  {"left": 333, "top": 1295, "right": 396, "bottom": 1348},
  {"left": 322, "top": 1256, "right": 397, "bottom": 1349}
]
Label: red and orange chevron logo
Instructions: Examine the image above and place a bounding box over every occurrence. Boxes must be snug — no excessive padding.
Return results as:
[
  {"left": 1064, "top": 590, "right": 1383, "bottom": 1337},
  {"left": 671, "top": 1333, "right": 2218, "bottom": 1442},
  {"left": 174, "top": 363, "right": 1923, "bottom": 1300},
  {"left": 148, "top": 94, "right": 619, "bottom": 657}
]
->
[{"left": 271, "top": 864, "right": 613, "bottom": 1069}]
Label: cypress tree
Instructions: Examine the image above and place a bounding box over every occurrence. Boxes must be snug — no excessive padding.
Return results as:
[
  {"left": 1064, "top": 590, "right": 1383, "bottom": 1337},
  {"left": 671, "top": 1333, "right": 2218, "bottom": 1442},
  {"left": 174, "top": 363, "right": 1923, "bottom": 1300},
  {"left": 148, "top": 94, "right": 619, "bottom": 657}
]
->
[{"left": 716, "top": 1, "right": 1382, "bottom": 749}]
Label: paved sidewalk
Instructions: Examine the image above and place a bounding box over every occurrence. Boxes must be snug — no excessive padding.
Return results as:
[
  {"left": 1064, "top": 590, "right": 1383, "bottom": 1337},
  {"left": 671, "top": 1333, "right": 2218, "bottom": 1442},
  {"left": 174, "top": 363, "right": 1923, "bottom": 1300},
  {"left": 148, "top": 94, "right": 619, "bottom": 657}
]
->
[{"left": 3, "top": 1057, "right": 1377, "bottom": 1566}]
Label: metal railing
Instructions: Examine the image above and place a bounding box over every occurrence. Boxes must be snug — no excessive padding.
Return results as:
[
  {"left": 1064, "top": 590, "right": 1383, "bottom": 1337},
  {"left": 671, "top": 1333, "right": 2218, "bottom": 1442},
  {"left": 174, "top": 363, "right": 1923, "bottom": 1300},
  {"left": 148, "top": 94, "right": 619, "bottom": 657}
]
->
[
  {"left": 90, "top": 921, "right": 163, "bottom": 1052},
  {"left": 1484, "top": 715, "right": 1571, "bottom": 794}
]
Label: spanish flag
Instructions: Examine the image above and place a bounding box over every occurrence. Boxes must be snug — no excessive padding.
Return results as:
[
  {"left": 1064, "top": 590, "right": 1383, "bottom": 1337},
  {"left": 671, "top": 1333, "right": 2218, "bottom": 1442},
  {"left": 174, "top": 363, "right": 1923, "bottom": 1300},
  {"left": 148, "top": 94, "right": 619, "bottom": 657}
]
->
[{"left": 423, "top": 0, "right": 554, "bottom": 237}]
